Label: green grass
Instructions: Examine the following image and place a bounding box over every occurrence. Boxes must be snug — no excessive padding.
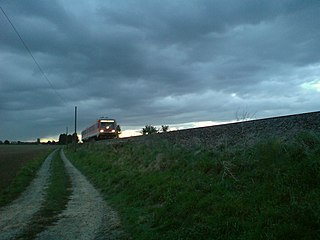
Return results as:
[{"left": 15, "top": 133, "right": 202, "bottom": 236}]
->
[
  {"left": 0, "top": 149, "right": 53, "bottom": 207},
  {"left": 65, "top": 131, "right": 320, "bottom": 239},
  {"left": 18, "top": 150, "right": 72, "bottom": 239}
]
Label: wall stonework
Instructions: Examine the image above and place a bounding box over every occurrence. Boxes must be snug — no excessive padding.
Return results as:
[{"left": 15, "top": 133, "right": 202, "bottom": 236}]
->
[{"left": 108, "top": 111, "right": 320, "bottom": 149}]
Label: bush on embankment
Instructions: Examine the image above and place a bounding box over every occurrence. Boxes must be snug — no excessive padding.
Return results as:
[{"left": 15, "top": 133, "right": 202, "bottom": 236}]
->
[{"left": 66, "top": 131, "right": 320, "bottom": 240}]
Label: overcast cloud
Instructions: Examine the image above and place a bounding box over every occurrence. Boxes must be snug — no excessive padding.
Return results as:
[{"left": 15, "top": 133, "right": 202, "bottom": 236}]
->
[{"left": 0, "top": 0, "right": 319, "bottom": 141}]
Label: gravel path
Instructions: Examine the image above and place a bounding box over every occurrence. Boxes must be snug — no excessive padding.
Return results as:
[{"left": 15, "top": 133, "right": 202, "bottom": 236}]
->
[
  {"left": 0, "top": 150, "right": 56, "bottom": 240},
  {"left": 36, "top": 149, "right": 122, "bottom": 240}
]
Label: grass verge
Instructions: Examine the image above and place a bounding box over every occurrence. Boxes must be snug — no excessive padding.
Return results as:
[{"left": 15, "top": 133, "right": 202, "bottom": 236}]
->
[
  {"left": 0, "top": 149, "right": 53, "bottom": 208},
  {"left": 66, "top": 131, "right": 320, "bottom": 240},
  {"left": 18, "top": 150, "right": 72, "bottom": 239}
]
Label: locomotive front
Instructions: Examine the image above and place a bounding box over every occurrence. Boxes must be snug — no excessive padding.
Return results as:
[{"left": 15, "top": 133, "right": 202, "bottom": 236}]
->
[
  {"left": 81, "top": 117, "right": 120, "bottom": 142},
  {"left": 98, "top": 118, "right": 118, "bottom": 139}
]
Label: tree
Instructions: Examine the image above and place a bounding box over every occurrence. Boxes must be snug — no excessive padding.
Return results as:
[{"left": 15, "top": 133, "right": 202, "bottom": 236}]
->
[
  {"left": 161, "top": 125, "right": 169, "bottom": 132},
  {"left": 59, "top": 134, "right": 67, "bottom": 145},
  {"left": 142, "top": 125, "right": 158, "bottom": 135},
  {"left": 67, "top": 134, "right": 73, "bottom": 144},
  {"left": 72, "top": 133, "right": 79, "bottom": 143},
  {"left": 59, "top": 133, "right": 78, "bottom": 144},
  {"left": 235, "top": 108, "right": 256, "bottom": 122},
  {"left": 4, "top": 140, "right": 10, "bottom": 145}
]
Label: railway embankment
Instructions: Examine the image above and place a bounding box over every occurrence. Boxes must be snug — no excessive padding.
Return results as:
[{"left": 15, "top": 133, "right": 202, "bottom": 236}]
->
[
  {"left": 68, "top": 127, "right": 320, "bottom": 239},
  {"left": 74, "top": 111, "right": 320, "bottom": 239},
  {"left": 113, "top": 111, "right": 320, "bottom": 148}
]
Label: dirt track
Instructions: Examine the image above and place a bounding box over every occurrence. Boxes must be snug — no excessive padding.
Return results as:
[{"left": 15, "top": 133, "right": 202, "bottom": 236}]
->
[
  {"left": 0, "top": 149, "right": 122, "bottom": 240},
  {"left": 36, "top": 150, "right": 122, "bottom": 240}
]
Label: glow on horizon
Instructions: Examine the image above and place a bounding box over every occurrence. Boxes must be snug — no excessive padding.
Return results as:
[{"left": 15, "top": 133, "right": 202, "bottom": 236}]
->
[
  {"left": 120, "top": 120, "right": 235, "bottom": 138},
  {"left": 301, "top": 81, "right": 320, "bottom": 92},
  {"left": 38, "top": 120, "right": 237, "bottom": 142}
]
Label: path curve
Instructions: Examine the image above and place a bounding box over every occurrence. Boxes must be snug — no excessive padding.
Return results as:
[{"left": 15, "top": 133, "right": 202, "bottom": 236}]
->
[
  {"left": 0, "top": 150, "right": 56, "bottom": 240},
  {"left": 36, "top": 149, "right": 122, "bottom": 240}
]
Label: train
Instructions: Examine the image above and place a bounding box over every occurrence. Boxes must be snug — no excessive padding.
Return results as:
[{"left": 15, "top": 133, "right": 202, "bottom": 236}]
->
[{"left": 81, "top": 117, "right": 120, "bottom": 142}]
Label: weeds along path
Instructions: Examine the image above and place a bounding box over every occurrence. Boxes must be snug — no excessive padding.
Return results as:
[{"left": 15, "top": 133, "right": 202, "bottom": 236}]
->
[
  {"left": 0, "top": 150, "right": 56, "bottom": 240},
  {"left": 36, "top": 149, "right": 122, "bottom": 240}
]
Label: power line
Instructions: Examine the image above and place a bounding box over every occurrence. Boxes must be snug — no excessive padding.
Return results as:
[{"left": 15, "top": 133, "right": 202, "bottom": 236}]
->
[{"left": 0, "top": 6, "right": 65, "bottom": 104}]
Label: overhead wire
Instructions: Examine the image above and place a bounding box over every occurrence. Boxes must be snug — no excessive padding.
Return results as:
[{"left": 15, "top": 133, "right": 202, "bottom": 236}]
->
[{"left": 0, "top": 6, "right": 66, "bottom": 104}]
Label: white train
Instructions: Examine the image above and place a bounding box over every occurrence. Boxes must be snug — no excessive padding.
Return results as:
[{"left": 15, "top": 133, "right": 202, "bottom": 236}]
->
[{"left": 81, "top": 117, "right": 120, "bottom": 142}]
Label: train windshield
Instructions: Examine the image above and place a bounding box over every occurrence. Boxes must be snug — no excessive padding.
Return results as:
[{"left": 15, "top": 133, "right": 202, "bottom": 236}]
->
[{"left": 100, "top": 121, "right": 115, "bottom": 129}]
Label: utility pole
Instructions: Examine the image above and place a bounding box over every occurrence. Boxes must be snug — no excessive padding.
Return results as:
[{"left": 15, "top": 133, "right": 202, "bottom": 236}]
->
[
  {"left": 74, "top": 106, "right": 77, "bottom": 135},
  {"left": 74, "top": 106, "right": 77, "bottom": 152}
]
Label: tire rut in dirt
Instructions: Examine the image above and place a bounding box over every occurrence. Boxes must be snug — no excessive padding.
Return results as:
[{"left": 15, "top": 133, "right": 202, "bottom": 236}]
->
[
  {"left": 36, "top": 149, "right": 122, "bottom": 240},
  {"left": 0, "top": 150, "right": 56, "bottom": 240}
]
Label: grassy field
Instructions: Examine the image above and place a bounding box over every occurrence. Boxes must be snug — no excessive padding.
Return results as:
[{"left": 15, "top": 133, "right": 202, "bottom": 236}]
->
[
  {"left": 0, "top": 145, "right": 55, "bottom": 207},
  {"left": 66, "top": 131, "right": 320, "bottom": 240}
]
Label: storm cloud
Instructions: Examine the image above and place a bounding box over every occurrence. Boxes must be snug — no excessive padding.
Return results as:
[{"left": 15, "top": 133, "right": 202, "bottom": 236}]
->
[{"left": 0, "top": 0, "right": 319, "bottom": 141}]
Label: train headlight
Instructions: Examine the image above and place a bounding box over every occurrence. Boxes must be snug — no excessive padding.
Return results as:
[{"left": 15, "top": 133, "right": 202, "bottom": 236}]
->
[
  {"left": 100, "top": 129, "right": 104, "bottom": 133},
  {"left": 111, "top": 130, "right": 115, "bottom": 133}
]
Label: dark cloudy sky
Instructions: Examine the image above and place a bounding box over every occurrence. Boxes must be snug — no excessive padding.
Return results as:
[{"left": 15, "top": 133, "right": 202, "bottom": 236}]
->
[{"left": 0, "top": 0, "right": 319, "bottom": 141}]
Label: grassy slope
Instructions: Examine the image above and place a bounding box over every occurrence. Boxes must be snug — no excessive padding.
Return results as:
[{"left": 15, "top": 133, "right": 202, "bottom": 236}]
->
[
  {"left": 66, "top": 132, "right": 320, "bottom": 240},
  {"left": 0, "top": 146, "right": 54, "bottom": 207}
]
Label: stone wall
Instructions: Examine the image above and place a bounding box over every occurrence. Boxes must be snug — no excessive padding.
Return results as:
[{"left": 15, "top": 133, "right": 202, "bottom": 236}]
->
[{"left": 106, "top": 111, "right": 320, "bottom": 149}]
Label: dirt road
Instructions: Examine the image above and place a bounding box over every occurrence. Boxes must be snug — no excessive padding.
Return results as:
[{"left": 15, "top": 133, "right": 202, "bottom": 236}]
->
[{"left": 0, "top": 149, "right": 122, "bottom": 240}]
